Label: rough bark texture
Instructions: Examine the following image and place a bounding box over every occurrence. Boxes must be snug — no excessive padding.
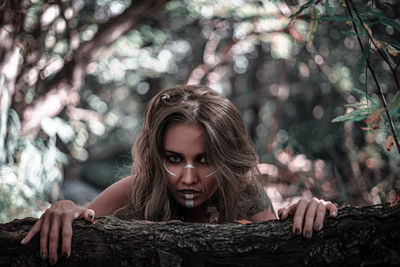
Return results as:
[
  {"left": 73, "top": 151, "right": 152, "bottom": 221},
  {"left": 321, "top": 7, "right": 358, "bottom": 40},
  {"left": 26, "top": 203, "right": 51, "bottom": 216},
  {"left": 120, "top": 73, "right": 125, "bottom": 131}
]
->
[{"left": 1, "top": 204, "right": 399, "bottom": 266}]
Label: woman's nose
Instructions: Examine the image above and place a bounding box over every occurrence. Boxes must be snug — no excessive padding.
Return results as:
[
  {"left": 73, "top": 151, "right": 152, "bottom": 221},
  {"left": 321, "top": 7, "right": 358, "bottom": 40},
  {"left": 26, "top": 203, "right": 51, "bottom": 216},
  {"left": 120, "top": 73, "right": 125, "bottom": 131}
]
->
[{"left": 181, "top": 164, "right": 198, "bottom": 184}]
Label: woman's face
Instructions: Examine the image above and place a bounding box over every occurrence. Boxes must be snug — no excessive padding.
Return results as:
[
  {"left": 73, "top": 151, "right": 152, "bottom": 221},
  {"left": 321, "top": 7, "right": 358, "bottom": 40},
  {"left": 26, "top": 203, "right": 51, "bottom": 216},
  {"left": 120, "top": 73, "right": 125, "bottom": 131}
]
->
[{"left": 163, "top": 124, "right": 219, "bottom": 209}]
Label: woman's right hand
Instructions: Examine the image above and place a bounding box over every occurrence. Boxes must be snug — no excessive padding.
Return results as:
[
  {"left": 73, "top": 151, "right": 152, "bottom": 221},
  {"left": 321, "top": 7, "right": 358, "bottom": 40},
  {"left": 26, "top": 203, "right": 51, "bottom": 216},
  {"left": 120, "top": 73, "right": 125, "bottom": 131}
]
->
[{"left": 21, "top": 200, "right": 95, "bottom": 265}]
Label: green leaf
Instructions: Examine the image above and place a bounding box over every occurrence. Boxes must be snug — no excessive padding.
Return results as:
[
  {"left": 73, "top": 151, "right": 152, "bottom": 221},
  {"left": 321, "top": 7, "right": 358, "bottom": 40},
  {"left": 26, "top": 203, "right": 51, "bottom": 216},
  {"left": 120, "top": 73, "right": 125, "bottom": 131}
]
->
[
  {"left": 319, "top": 15, "right": 353, "bottom": 22},
  {"left": 352, "top": 88, "right": 379, "bottom": 107},
  {"left": 388, "top": 92, "right": 400, "bottom": 111},
  {"left": 324, "top": 0, "right": 334, "bottom": 17},
  {"left": 384, "top": 41, "right": 399, "bottom": 56},
  {"left": 290, "top": 0, "right": 315, "bottom": 18},
  {"left": 344, "top": 102, "right": 369, "bottom": 108},
  {"left": 376, "top": 12, "right": 400, "bottom": 32},
  {"left": 345, "top": 114, "right": 369, "bottom": 123},
  {"left": 331, "top": 108, "right": 369, "bottom": 123},
  {"left": 381, "top": 43, "right": 397, "bottom": 69},
  {"left": 388, "top": 41, "right": 400, "bottom": 50}
]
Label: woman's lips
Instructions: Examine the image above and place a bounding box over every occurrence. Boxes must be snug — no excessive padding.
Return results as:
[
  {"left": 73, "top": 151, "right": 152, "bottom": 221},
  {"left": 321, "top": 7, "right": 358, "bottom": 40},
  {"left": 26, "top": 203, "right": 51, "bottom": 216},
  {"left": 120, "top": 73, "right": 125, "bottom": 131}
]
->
[
  {"left": 179, "top": 190, "right": 199, "bottom": 199},
  {"left": 180, "top": 189, "right": 198, "bottom": 194}
]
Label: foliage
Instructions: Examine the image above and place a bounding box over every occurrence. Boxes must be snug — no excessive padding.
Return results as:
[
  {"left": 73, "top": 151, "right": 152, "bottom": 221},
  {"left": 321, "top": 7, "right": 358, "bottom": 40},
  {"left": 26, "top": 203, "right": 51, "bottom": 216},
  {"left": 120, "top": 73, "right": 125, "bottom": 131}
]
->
[
  {"left": 0, "top": 76, "right": 72, "bottom": 223},
  {"left": 285, "top": 0, "right": 400, "bottom": 200}
]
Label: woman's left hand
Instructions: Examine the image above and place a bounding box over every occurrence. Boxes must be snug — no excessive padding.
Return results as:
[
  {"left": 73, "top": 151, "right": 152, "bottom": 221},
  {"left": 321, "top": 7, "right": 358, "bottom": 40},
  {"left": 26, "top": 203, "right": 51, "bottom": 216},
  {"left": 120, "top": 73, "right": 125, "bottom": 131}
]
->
[{"left": 277, "top": 197, "right": 338, "bottom": 238}]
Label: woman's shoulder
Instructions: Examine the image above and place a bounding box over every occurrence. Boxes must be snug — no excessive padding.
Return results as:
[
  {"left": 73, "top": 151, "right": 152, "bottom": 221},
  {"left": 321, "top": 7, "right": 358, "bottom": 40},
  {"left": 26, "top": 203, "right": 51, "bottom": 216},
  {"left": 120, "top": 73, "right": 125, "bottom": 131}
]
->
[{"left": 244, "top": 180, "right": 274, "bottom": 217}]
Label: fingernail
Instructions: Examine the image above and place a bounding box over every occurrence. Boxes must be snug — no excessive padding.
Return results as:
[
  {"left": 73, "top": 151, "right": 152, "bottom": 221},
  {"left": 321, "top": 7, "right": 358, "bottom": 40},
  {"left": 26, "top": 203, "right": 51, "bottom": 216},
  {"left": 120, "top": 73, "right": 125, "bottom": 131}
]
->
[
  {"left": 88, "top": 214, "right": 93, "bottom": 221},
  {"left": 314, "top": 224, "right": 320, "bottom": 231},
  {"left": 332, "top": 211, "right": 337, "bottom": 217},
  {"left": 20, "top": 238, "right": 25, "bottom": 245},
  {"left": 41, "top": 253, "right": 47, "bottom": 260},
  {"left": 295, "top": 228, "right": 300, "bottom": 235},
  {"left": 63, "top": 252, "right": 69, "bottom": 259},
  {"left": 305, "top": 231, "right": 311, "bottom": 239},
  {"left": 50, "top": 258, "right": 56, "bottom": 265}
]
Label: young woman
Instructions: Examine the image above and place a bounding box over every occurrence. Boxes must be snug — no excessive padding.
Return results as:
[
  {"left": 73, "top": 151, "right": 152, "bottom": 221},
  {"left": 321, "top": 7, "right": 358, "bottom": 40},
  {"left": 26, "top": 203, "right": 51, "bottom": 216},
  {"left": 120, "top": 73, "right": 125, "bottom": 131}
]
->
[{"left": 22, "top": 85, "right": 338, "bottom": 265}]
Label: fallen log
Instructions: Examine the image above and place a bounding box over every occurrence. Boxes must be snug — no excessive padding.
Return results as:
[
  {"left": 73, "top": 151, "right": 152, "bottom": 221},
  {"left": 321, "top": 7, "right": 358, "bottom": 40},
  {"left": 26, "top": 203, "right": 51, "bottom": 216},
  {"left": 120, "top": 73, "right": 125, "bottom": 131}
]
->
[{"left": 1, "top": 203, "right": 399, "bottom": 266}]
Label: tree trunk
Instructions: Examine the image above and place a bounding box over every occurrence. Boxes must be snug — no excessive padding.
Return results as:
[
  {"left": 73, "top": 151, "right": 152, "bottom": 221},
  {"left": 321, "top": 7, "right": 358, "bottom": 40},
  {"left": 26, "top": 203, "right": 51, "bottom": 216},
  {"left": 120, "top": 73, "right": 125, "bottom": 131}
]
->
[{"left": 1, "top": 204, "right": 399, "bottom": 266}]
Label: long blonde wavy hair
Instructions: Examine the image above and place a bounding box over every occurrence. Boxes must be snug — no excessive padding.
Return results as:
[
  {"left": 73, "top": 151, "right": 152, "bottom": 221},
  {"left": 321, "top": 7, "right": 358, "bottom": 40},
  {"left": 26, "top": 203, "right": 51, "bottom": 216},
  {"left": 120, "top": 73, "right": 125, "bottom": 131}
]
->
[{"left": 115, "top": 85, "right": 261, "bottom": 222}]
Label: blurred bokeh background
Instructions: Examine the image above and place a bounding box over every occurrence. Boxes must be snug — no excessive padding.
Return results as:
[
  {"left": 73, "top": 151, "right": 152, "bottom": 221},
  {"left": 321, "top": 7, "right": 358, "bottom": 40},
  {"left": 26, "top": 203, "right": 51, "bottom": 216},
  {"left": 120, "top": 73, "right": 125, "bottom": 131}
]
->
[{"left": 1, "top": 0, "right": 399, "bottom": 223}]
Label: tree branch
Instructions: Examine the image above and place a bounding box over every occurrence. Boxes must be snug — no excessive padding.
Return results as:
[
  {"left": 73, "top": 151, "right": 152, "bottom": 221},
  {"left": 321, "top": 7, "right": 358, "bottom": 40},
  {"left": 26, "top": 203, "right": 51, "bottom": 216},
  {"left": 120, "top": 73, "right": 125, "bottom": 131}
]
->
[
  {"left": 348, "top": 0, "right": 400, "bottom": 92},
  {"left": 1, "top": 204, "right": 400, "bottom": 266},
  {"left": 344, "top": 0, "right": 400, "bottom": 154},
  {"left": 20, "top": 0, "right": 170, "bottom": 136}
]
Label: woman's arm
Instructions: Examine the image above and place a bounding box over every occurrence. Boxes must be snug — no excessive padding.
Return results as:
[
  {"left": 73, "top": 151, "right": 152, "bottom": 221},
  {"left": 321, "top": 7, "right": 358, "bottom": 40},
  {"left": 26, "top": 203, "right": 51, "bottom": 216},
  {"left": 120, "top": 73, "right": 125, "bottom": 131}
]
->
[
  {"left": 21, "top": 176, "right": 132, "bottom": 265},
  {"left": 86, "top": 175, "right": 131, "bottom": 216},
  {"left": 248, "top": 206, "right": 276, "bottom": 221}
]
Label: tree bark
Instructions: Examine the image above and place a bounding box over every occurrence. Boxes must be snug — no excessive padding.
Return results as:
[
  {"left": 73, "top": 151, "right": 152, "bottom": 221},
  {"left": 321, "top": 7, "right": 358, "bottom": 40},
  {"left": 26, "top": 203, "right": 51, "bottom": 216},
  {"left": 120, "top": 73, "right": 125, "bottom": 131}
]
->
[{"left": 1, "top": 204, "right": 400, "bottom": 266}]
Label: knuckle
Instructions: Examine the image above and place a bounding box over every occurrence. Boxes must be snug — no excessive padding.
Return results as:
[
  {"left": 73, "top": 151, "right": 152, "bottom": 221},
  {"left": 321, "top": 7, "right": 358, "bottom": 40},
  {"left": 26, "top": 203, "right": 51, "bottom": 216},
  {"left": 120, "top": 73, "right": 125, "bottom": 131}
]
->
[
  {"left": 54, "top": 210, "right": 64, "bottom": 217},
  {"left": 300, "top": 199, "right": 309, "bottom": 206},
  {"left": 47, "top": 209, "right": 57, "bottom": 217},
  {"left": 312, "top": 197, "right": 319, "bottom": 202},
  {"left": 60, "top": 212, "right": 70, "bottom": 220},
  {"left": 317, "top": 205, "right": 326, "bottom": 212}
]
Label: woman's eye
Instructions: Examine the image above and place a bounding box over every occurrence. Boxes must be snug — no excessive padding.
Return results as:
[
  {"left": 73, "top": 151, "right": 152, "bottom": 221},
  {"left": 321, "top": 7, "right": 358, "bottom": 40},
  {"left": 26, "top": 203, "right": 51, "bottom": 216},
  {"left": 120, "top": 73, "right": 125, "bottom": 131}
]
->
[
  {"left": 198, "top": 156, "right": 207, "bottom": 164},
  {"left": 168, "top": 155, "right": 181, "bottom": 163}
]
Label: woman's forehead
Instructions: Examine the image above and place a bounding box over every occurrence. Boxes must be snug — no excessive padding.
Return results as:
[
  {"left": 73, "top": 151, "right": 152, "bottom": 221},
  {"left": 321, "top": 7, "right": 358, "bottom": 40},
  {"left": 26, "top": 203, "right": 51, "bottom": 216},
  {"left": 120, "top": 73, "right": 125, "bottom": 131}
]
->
[{"left": 163, "top": 124, "right": 205, "bottom": 155}]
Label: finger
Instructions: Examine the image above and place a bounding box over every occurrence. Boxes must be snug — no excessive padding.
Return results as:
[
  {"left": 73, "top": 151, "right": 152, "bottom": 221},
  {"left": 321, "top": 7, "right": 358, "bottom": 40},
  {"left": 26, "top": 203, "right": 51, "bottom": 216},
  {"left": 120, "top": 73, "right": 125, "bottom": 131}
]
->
[
  {"left": 293, "top": 199, "right": 308, "bottom": 235},
  {"left": 277, "top": 207, "right": 290, "bottom": 220},
  {"left": 61, "top": 219, "right": 73, "bottom": 259},
  {"left": 314, "top": 202, "right": 327, "bottom": 231},
  {"left": 48, "top": 214, "right": 61, "bottom": 265},
  {"left": 21, "top": 215, "right": 44, "bottom": 245},
  {"left": 302, "top": 198, "right": 319, "bottom": 238},
  {"left": 327, "top": 202, "right": 338, "bottom": 217},
  {"left": 39, "top": 212, "right": 51, "bottom": 261},
  {"left": 82, "top": 209, "right": 95, "bottom": 222}
]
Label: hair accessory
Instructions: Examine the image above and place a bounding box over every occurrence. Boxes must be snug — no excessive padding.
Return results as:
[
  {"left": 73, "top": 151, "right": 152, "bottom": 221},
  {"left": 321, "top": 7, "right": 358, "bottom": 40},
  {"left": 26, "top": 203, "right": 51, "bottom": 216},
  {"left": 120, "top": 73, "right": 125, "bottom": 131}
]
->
[
  {"left": 207, "top": 206, "right": 219, "bottom": 223},
  {"left": 161, "top": 93, "right": 170, "bottom": 101}
]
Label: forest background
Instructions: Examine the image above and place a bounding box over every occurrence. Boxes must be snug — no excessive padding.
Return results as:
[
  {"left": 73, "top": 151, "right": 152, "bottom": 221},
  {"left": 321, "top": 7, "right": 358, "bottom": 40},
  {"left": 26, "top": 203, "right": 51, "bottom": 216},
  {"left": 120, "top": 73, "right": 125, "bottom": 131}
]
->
[{"left": 0, "top": 0, "right": 399, "bottom": 223}]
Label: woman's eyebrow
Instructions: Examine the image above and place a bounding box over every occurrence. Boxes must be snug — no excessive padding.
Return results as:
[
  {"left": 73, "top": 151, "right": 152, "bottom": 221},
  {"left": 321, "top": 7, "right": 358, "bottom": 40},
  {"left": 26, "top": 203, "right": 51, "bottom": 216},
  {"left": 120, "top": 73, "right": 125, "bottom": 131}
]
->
[
  {"left": 164, "top": 150, "right": 182, "bottom": 155},
  {"left": 164, "top": 150, "right": 206, "bottom": 157}
]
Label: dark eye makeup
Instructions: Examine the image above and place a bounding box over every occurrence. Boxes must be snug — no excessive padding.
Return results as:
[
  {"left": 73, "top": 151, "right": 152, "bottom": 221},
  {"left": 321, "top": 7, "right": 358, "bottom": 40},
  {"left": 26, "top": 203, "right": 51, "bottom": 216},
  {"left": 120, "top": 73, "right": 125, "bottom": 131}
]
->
[
  {"left": 166, "top": 155, "right": 182, "bottom": 164},
  {"left": 163, "top": 151, "right": 209, "bottom": 165}
]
